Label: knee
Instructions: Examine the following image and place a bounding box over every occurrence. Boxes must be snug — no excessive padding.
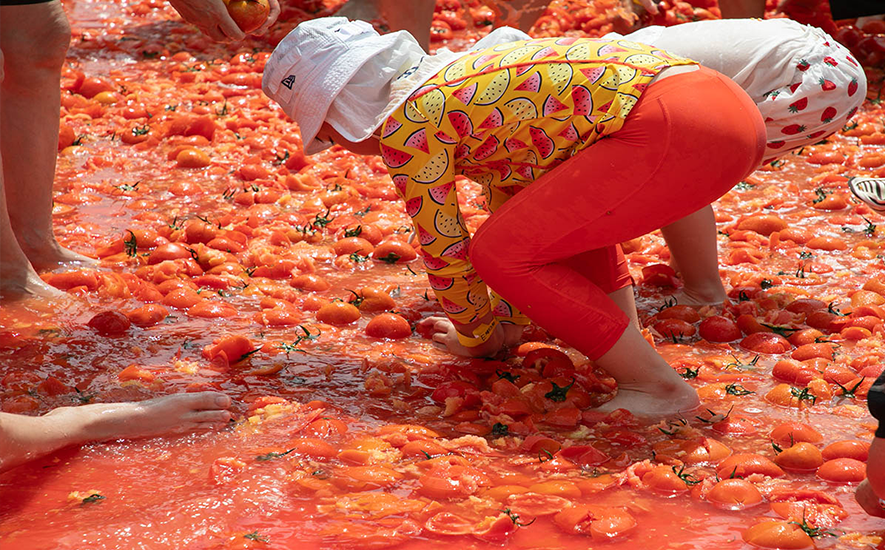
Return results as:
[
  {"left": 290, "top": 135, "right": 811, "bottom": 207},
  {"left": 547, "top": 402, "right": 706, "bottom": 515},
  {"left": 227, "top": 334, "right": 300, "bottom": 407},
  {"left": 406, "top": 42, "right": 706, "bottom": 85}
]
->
[
  {"left": 2, "top": 11, "right": 71, "bottom": 76},
  {"left": 469, "top": 226, "right": 523, "bottom": 286}
]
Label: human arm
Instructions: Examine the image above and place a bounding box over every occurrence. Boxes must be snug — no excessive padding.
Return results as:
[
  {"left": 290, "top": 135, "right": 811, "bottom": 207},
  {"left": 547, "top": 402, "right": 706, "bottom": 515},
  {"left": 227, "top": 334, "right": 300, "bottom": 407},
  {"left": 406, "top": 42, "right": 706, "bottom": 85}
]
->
[{"left": 381, "top": 99, "right": 500, "bottom": 356}]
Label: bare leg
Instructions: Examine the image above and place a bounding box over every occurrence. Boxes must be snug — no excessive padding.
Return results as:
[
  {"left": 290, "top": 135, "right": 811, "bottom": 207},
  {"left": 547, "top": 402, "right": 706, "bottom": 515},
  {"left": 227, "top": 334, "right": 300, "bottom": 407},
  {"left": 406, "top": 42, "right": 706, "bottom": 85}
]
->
[
  {"left": 0, "top": 3, "right": 93, "bottom": 272},
  {"left": 0, "top": 392, "right": 232, "bottom": 473},
  {"left": 660, "top": 205, "right": 728, "bottom": 307},
  {"left": 481, "top": 0, "right": 551, "bottom": 32},
  {"left": 607, "top": 285, "right": 640, "bottom": 329},
  {"left": 338, "top": 0, "right": 435, "bottom": 51},
  {"left": 718, "top": 0, "right": 765, "bottom": 18},
  {"left": 0, "top": 47, "right": 61, "bottom": 298},
  {"left": 592, "top": 326, "right": 699, "bottom": 416}
]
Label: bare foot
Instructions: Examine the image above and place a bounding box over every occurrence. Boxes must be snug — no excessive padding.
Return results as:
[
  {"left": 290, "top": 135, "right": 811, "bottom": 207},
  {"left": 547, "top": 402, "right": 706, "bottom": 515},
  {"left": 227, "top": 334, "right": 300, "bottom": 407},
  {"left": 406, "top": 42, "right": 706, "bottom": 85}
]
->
[
  {"left": 594, "top": 383, "right": 700, "bottom": 418},
  {"left": 21, "top": 239, "right": 97, "bottom": 271},
  {"left": 0, "top": 263, "right": 63, "bottom": 300},
  {"left": 1, "top": 392, "right": 232, "bottom": 472},
  {"left": 670, "top": 285, "right": 728, "bottom": 308}
]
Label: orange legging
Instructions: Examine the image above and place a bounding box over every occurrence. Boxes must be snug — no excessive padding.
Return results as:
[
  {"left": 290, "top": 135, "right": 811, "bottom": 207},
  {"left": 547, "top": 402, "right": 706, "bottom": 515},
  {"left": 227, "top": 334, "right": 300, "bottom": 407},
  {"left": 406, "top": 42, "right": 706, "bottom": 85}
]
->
[{"left": 470, "top": 67, "right": 766, "bottom": 360}]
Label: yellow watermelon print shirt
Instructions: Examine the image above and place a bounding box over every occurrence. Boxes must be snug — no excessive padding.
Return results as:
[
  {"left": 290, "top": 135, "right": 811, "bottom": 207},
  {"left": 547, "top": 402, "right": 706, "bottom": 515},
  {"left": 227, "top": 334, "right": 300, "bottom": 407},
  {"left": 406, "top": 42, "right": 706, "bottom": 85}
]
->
[{"left": 379, "top": 37, "right": 697, "bottom": 345}]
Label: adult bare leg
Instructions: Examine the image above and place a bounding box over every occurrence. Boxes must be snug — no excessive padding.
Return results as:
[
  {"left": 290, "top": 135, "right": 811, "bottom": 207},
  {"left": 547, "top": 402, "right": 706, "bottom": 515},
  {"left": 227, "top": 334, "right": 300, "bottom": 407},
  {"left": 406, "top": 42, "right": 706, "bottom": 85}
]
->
[
  {"left": 0, "top": 2, "right": 93, "bottom": 272},
  {"left": 607, "top": 285, "right": 641, "bottom": 329},
  {"left": 718, "top": 0, "right": 765, "bottom": 18},
  {"left": 338, "top": 0, "right": 436, "bottom": 50},
  {"left": 0, "top": 48, "right": 61, "bottom": 299},
  {"left": 660, "top": 205, "right": 728, "bottom": 307},
  {"left": 0, "top": 392, "right": 232, "bottom": 473}
]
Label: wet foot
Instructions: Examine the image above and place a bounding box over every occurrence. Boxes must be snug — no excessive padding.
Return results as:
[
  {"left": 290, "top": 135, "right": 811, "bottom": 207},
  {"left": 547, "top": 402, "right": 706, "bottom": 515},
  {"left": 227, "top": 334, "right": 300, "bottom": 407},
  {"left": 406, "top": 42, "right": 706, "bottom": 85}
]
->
[
  {"left": 22, "top": 241, "right": 97, "bottom": 271},
  {"left": 594, "top": 385, "right": 700, "bottom": 418},
  {"left": 670, "top": 286, "right": 728, "bottom": 308},
  {"left": 0, "top": 264, "right": 63, "bottom": 300}
]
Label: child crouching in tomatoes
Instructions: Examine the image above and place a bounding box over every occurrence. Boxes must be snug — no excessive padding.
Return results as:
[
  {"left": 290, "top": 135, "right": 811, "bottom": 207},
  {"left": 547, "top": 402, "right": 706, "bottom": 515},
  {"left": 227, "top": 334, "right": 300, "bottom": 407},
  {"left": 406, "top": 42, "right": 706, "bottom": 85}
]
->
[{"left": 262, "top": 18, "right": 766, "bottom": 416}]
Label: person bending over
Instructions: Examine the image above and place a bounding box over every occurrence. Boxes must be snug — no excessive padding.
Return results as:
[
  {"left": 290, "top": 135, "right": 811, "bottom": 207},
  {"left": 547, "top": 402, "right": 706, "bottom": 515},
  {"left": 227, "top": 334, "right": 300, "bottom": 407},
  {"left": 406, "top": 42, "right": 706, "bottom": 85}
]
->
[{"left": 262, "top": 18, "right": 766, "bottom": 416}]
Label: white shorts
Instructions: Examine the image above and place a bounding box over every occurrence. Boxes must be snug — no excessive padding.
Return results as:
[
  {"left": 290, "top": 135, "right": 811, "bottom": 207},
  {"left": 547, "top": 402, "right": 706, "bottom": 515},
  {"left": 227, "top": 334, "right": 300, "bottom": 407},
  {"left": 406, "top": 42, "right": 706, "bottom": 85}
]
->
[{"left": 757, "top": 33, "right": 866, "bottom": 164}]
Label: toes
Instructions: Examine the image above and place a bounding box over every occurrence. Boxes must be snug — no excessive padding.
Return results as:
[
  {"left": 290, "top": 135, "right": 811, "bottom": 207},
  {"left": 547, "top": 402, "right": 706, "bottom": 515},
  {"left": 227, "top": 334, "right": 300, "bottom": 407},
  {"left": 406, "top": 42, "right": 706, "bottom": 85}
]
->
[
  {"left": 145, "top": 392, "right": 231, "bottom": 413},
  {"left": 184, "top": 391, "right": 231, "bottom": 410},
  {"left": 186, "top": 410, "right": 233, "bottom": 424}
]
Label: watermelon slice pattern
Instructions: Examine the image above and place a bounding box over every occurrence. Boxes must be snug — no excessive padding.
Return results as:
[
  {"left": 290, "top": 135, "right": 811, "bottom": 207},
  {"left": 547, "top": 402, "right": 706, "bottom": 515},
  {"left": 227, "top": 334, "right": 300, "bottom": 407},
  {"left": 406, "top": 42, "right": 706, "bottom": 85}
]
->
[{"left": 379, "top": 37, "right": 688, "bottom": 325}]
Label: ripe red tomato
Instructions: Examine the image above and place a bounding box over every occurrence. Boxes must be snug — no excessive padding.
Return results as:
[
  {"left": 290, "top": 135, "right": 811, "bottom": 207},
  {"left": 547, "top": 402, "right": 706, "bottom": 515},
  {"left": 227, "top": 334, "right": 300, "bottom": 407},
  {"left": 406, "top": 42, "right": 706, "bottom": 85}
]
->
[
  {"left": 653, "top": 318, "right": 696, "bottom": 339},
  {"left": 742, "top": 520, "right": 814, "bottom": 549},
  {"left": 316, "top": 301, "right": 361, "bottom": 325},
  {"left": 365, "top": 313, "right": 411, "bottom": 339},
  {"left": 705, "top": 478, "right": 763, "bottom": 510},
  {"left": 87, "top": 310, "right": 131, "bottom": 335},
  {"left": 816, "top": 458, "right": 866, "bottom": 482},
  {"left": 774, "top": 442, "right": 824, "bottom": 472},
  {"left": 641, "top": 465, "right": 690, "bottom": 494},
  {"left": 717, "top": 453, "right": 785, "bottom": 479},
  {"left": 698, "top": 315, "right": 741, "bottom": 342},
  {"left": 223, "top": 0, "right": 269, "bottom": 32},
  {"left": 740, "top": 332, "right": 792, "bottom": 354},
  {"left": 821, "top": 440, "right": 870, "bottom": 462}
]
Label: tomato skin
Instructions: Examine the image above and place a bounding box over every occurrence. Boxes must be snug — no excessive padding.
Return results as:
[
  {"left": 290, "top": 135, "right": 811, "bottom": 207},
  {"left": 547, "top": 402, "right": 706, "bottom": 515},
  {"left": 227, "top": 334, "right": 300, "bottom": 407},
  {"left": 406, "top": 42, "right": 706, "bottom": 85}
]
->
[
  {"left": 742, "top": 520, "right": 814, "bottom": 549},
  {"left": 373, "top": 238, "right": 417, "bottom": 263},
  {"left": 87, "top": 310, "right": 131, "bottom": 335},
  {"left": 356, "top": 286, "right": 396, "bottom": 312},
  {"left": 770, "top": 422, "right": 823, "bottom": 445},
  {"left": 316, "top": 301, "right": 360, "bottom": 325},
  {"left": 424, "top": 512, "right": 474, "bottom": 536},
  {"left": 737, "top": 214, "right": 788, "bottom": 236},
  {"left": 717, "top": 453, "right": 785, "bottom": 479},
  {"left": 653, "top": 318, "right": 696, "bottom": 338},
  {"left": 740, "top": 332, "right": 792, "bottom": 354},
  {"left": 774, "top": 442, "right": 824, "bottom": 472},
  {"left": 816, "top": 458, "right": 866, "bottom": 483},
  {"left": 821, "top": 440, "right": 870, "bottom": 462},
  {"left": 640, "top": 263, "right": 678, "bottom": 287},
  {"left": 126, "top": 304, "right": 169, "bottom": 327},
  {"left": 553, "top": 504, "right": 636, "bottom": 539},
  {"left": 641, "top": 465, "right": 690, "bottom": 494},
  {"left": 202, "top": 335, "right": 256, "bottom": 366},
  {"left": 176, "top": 148, "right": 211, "bottom": 168},
  {"left": 791, "top": 343, "right": 837, "bottom": 361},
  {"left": 78, "top": 76, "right": 115, "bottom": 99},
  {"left": 655, "top": 305, "right": 701, "bottom": 323},
  {"left": 365, "top": 313, "right": 411, "bottom": 339},
  {"left": 705, "top": 478, "right": 763, "bottom": 510},
  {"left": 148, "top": 243, "right": 193, "bottom": 264},
  {"left": 698, "top": 315, "right": 741, "bottom": 342},
  {"left": 522, "top": 347, "right": 573, "bottom": 374},
  {"left": 558, "top": 444, "right": 609, "bottom": 467}
]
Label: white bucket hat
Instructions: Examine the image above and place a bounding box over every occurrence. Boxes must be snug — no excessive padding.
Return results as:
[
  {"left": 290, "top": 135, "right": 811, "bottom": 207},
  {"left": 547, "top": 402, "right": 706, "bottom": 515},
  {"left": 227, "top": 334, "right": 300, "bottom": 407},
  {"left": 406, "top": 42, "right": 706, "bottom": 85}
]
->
[
  {"left": 263, "top": 17, "right": 531, "bottom": 155},
  {"left": 262, "top": 17, "right": 429, "bottom": 155}
]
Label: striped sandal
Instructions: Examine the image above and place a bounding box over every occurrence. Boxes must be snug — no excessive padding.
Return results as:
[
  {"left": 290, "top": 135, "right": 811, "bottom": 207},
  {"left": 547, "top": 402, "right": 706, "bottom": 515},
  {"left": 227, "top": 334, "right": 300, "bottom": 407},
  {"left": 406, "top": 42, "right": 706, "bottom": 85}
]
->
[{"left": 848, "top": 177, "right": 885, "bottom": 212}]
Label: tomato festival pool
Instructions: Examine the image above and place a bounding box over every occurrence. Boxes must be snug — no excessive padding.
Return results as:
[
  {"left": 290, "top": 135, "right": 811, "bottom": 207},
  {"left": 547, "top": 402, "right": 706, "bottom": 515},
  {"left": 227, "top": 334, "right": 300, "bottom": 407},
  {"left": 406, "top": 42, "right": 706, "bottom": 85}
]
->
[{"left": 2, "top": 0, "right": 885, "bottom": 549}]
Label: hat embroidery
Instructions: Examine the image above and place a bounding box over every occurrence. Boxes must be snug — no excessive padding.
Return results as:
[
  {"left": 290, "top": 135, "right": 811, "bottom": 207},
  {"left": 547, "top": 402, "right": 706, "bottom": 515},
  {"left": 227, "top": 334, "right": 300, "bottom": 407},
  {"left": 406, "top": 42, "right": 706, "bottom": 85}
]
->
[{"left": 281, "top": 75, "right": 296, "bottom": 89}]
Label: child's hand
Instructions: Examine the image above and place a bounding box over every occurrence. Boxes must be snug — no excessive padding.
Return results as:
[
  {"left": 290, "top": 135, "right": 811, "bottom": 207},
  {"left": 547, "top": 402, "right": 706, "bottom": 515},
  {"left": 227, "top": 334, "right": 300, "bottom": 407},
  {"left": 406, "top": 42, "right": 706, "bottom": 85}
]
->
[
  {"left": 419, "top": 316, "right": 504, "bottom": 358},
  {"left": 501, "top": 323, "right": 524, "bottom": 347}
]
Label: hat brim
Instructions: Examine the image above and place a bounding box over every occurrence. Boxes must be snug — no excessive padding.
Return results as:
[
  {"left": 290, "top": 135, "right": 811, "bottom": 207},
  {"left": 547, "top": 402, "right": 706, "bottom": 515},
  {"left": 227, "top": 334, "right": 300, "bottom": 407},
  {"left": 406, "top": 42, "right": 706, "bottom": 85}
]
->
[{"left": 265, "top": 27, "right": 406, "bottom": 156}]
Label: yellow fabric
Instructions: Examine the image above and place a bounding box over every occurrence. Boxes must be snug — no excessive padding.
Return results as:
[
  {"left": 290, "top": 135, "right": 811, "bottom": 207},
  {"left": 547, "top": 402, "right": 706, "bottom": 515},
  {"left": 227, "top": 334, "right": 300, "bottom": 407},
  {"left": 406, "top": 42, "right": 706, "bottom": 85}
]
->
[{"left": 379, "top": 37, "right": 696, "bottom": 342}]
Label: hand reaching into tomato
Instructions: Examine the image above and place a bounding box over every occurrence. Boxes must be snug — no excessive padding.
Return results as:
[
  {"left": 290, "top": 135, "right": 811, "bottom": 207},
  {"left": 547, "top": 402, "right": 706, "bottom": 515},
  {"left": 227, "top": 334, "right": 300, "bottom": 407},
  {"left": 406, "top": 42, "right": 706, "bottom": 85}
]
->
[{"left": 167, "top": 0, "right": 279, "bottom": 42}]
